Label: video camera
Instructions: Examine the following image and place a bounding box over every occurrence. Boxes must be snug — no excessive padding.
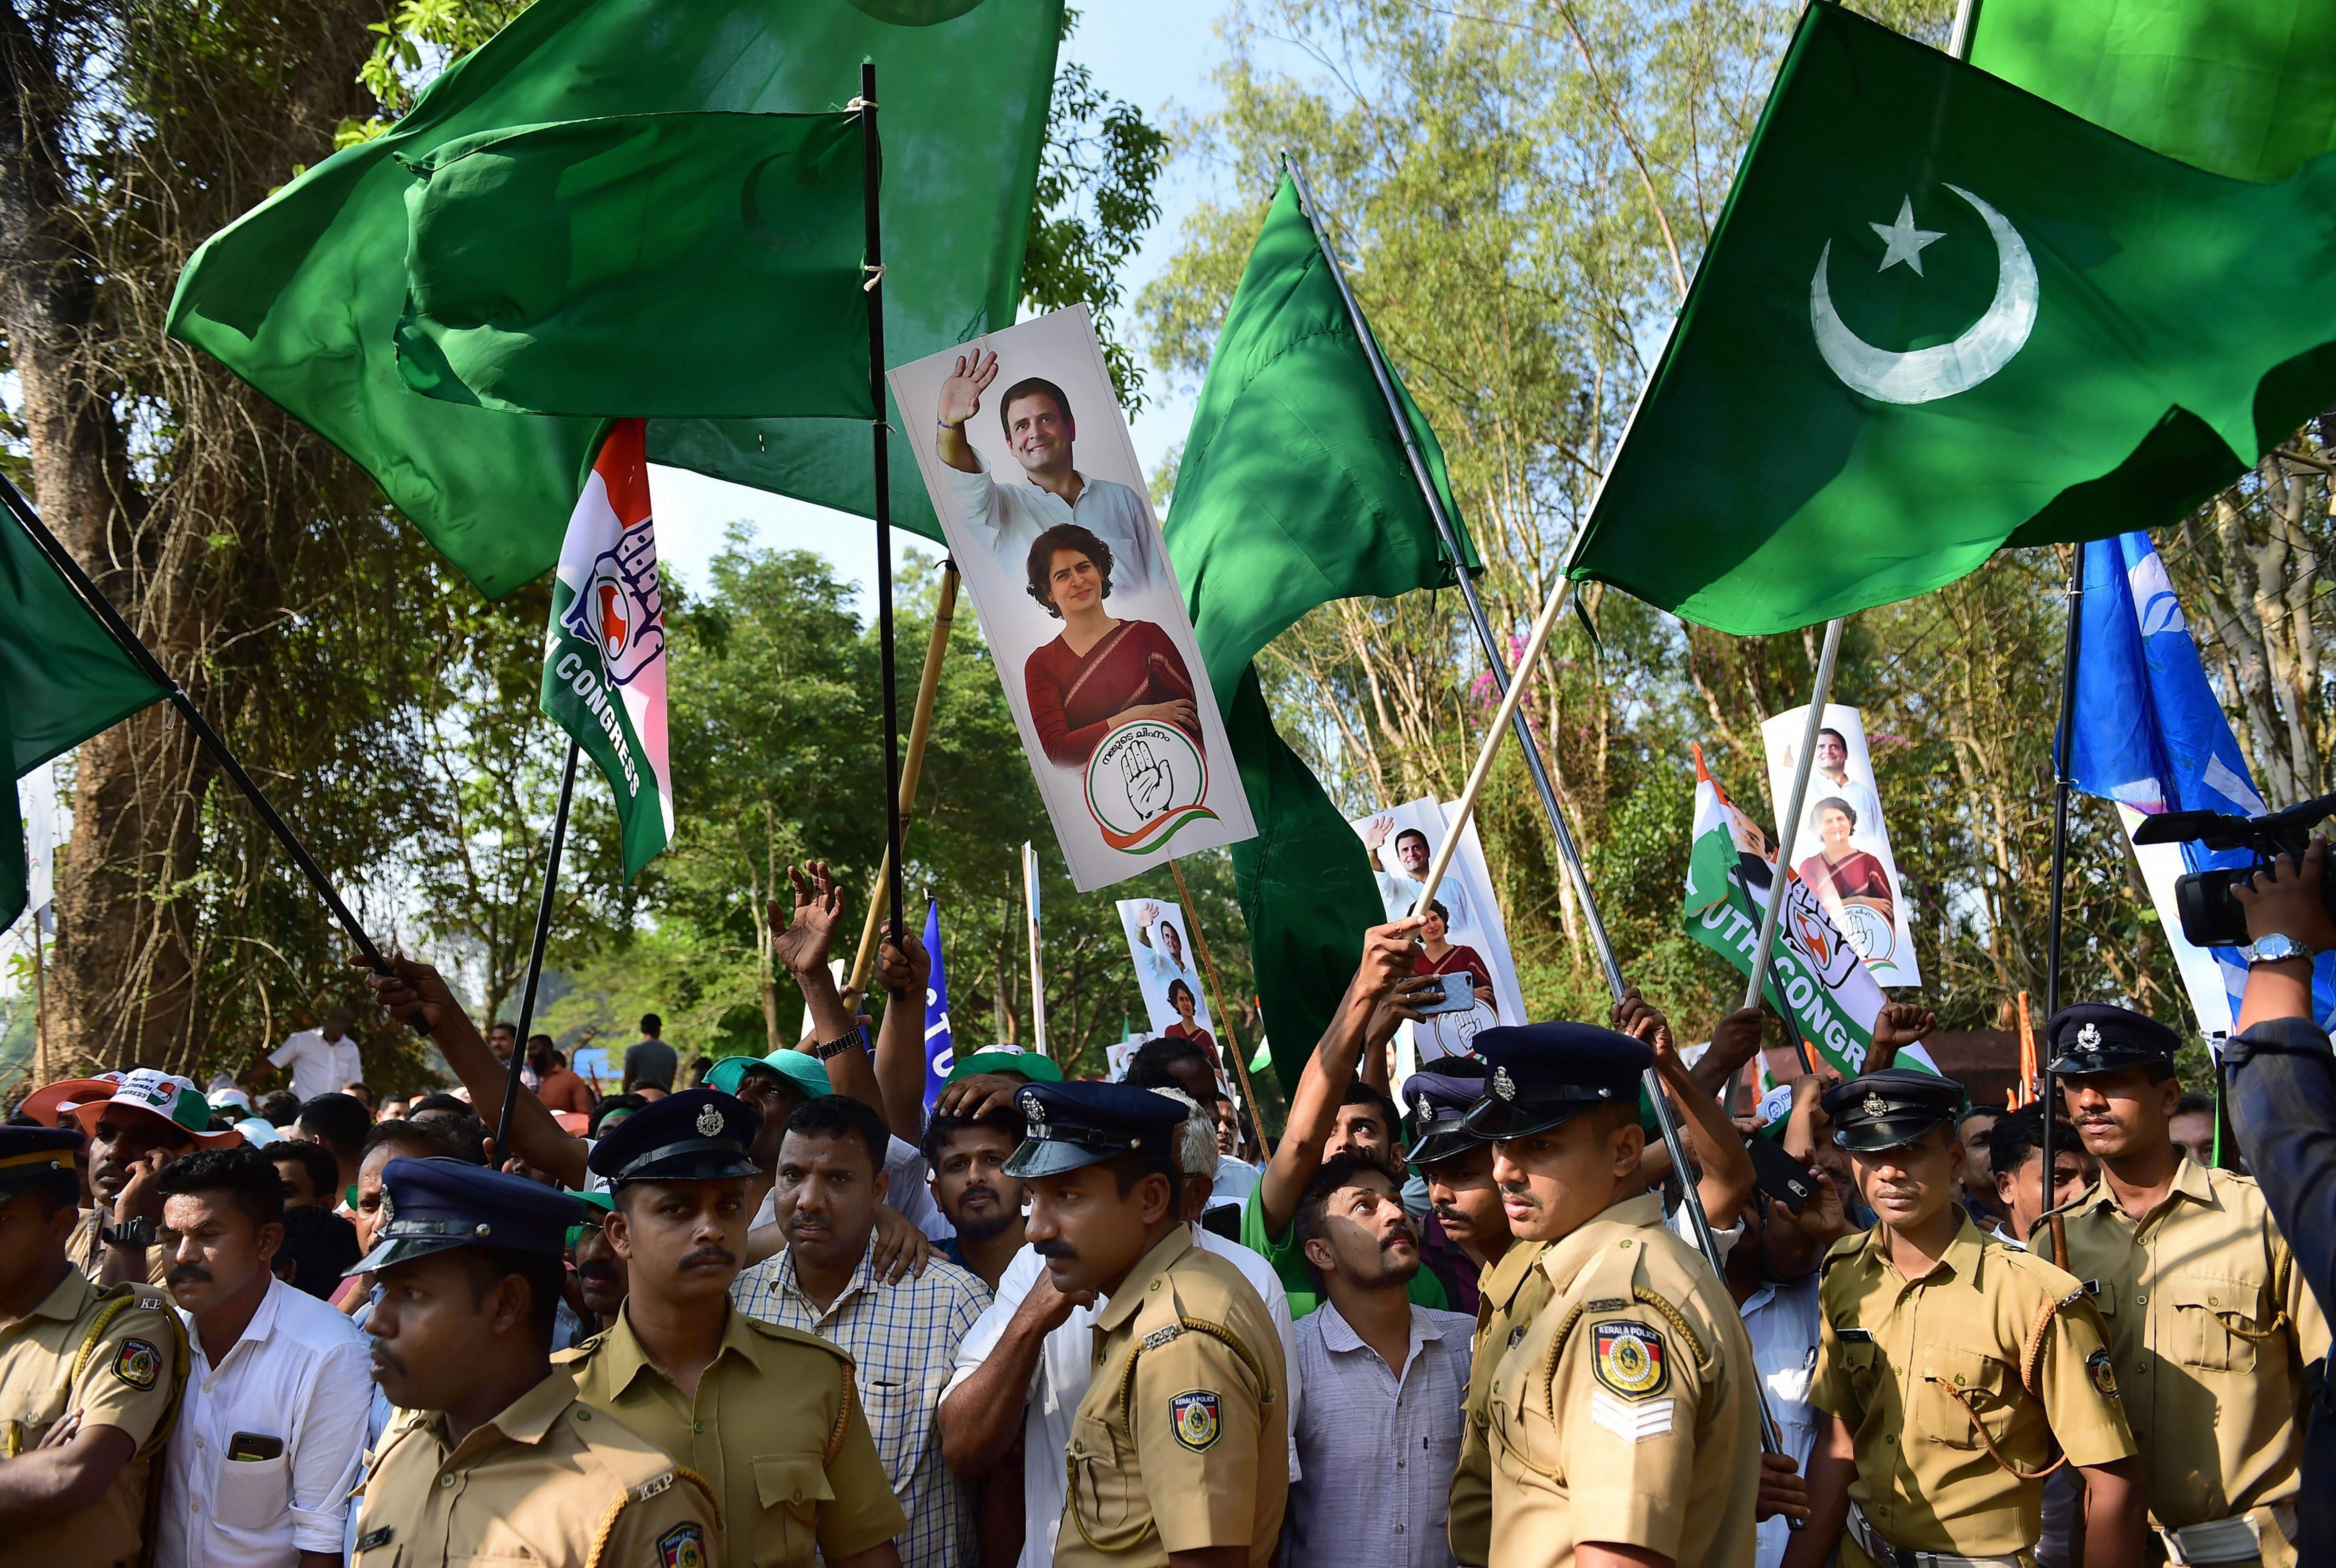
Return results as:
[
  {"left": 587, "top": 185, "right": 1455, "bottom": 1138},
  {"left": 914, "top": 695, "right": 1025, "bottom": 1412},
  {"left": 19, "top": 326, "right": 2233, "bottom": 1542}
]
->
[{"left": 2130, "top": 790, "right": 2336, "bottom": 947}]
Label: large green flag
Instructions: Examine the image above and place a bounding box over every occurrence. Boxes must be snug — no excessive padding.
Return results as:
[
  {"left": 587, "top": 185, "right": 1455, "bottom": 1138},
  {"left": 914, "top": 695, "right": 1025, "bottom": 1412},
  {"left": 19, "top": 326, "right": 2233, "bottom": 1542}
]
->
[
  {"left": 167, "top": 0, "right": 1059, "bottom": 599},
  {"left": 398, "top": 112, "right": 872, "bottom": 419},
  {"left": 0, "top": 505, "right": 174, "bottom": 925},
  {"left": 1165, "top": 176, "right": 1478, "bottom": 1092},
  {"left": 1968, "top": 0, "right": 2336, "bottom": 182},
  {"left": 1565, "top": 2, "right": 2336, "bottom": 637}
]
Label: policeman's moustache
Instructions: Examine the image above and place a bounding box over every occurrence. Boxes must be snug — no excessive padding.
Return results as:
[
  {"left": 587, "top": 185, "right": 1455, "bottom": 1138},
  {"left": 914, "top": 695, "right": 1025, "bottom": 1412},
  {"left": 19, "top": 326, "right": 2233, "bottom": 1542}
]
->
[{"left": 1033, "top": 1238, "right": 1080, "bottom": 1260}]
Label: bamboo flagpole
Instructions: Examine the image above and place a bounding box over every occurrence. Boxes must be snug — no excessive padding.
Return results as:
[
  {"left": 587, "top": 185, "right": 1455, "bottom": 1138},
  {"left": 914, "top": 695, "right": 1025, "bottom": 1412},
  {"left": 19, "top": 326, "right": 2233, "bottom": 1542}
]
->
[
  {"left": 1168, "top": 856, "right": 1277, "bottom": 1142},
  {"left": 495, "top": 741, "right": 580, "bottom": 1149},
  {"left": 847, "top": 562, "right": 960, "bottom": 994},
  {"left": 1740, "top": 618, "right": 1846, "bottom": 1010}
]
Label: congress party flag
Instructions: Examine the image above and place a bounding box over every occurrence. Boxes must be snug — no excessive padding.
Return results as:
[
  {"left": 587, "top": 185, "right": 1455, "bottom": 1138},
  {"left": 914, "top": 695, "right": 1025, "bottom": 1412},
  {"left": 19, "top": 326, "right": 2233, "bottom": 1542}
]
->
[
  {"left": 1566, "top": 2, "right": 2336, "bottom": 636},
  {"left": 542, "top": 419, "right": 671, "bottom": 879},
  {"left": 1683, "top": 749, "right": 1937, "bottom": 1080},
  {"left": 921, "top": 898, "right": 955, "bottom": 1112}
]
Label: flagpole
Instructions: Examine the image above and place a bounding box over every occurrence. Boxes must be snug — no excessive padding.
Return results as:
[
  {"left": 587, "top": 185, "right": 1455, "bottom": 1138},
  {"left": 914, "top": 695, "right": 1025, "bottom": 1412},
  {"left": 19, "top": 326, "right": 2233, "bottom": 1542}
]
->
[
  {"left": 496, "top": 739, "right": 579, "bottom": 1151},
  {"left": 2039, "top": 544, "right": 2085, "bottom": 1265},
  {"left": 1022, "top": 842, "right": 1049, "bottom": 1059},
  {"left": 1168, "top": 856, "right": 1277, "bottom": 1143},
  {"left": 1741, "top": 618, "right": 1846, "bottom": 1011},
  {"left": 848, "top": 561, "right": 959, "bottom": 995},
  {"left": 0, "top": 473, "right": 419, "bottom": 1024},
  {"left": 858, "top": 61, "right": 907, "bottom": 993}
]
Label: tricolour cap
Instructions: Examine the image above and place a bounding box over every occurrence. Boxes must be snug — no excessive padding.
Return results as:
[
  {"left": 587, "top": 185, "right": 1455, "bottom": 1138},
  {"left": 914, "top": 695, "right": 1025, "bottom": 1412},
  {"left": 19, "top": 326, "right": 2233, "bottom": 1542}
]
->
[
  {"left": 1003, "top": 1081, "right": 1186, "bottom": 1179},
  {"left": 2044, "top": 1003, "right": 2181, "bottom": 1077},
  {"left": 1822, "top": 1068, "right": 1964, "bottom": 1154},
  {"left": 585, "top": 1088, "right": 761, "bottom": 1184},
  {"left": 1460, "top": 1023, "right": 1653, "bottom": 1141},
  {"left": 1401, "top": 1059, "right": 1490, "bottom": 1166},
  {"left": 52, "top": 1069, "right": 243, "bottom": 1149},
  {"left": 348, "top": 1156, "right": 582, "bottom": 1275}
]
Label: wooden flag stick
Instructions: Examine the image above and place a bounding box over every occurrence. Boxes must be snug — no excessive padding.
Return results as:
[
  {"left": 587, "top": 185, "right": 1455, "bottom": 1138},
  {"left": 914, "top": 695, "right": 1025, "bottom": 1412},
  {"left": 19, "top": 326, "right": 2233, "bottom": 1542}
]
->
[
  {"left": 1169, "top": 856, "right": 1278, "bottom": 1145},
  {"left": 848, "top": 562, "right": 959, "bottom": 994},
  {"left": 1409, "top": 575, "right": 1574, "bottom": 920}
]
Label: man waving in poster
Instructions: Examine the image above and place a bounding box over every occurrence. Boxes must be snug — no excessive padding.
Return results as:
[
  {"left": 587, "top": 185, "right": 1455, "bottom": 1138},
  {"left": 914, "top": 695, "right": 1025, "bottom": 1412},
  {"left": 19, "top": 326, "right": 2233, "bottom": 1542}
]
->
[{"left": 934, "top": 346, "right": 1162, "bottom": 595}]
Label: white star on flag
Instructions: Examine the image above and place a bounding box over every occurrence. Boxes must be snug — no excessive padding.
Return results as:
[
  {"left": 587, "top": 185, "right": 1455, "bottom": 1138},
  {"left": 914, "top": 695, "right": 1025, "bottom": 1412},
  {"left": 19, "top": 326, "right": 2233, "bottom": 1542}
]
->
[{"left": 1870, "top": 196, "right": 1945, "bottom": 275}]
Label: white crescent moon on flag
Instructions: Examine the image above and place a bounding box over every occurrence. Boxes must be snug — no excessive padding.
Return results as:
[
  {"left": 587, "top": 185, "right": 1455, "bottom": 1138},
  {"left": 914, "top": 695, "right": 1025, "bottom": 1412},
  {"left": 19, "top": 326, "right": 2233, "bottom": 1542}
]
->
[{"left": 1810, "top": 184, "right": 2038, "bottom": 404}]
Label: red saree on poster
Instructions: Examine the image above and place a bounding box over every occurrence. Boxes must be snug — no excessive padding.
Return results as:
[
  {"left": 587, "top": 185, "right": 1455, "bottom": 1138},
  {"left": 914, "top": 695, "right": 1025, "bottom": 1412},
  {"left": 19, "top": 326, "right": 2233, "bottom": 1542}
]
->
[{"left": 1023, "top": 620, "right": 1203, "bottom": 766}]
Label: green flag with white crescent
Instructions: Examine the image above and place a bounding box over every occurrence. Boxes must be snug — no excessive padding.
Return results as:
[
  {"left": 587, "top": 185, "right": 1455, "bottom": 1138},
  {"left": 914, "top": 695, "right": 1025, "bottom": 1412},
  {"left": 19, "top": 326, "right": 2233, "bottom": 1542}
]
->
[{"left": 1566, "top": 1, "right": 2336, "bottom": 636}]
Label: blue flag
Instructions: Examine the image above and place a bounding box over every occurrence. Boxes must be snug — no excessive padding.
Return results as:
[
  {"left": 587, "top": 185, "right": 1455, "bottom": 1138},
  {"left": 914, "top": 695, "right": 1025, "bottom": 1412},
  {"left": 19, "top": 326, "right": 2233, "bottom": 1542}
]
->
[
  {"left": 2068, "top": 531, "right": 2333, "bottom": 1034},
  {"left": 921, "top": 898, "right": 955, "bottom": 1111}
]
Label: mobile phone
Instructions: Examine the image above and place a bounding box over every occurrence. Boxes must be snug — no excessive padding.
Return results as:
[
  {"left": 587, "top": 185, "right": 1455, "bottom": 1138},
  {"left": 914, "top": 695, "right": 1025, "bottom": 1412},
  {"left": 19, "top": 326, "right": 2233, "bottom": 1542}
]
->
[
  {"left": 1741, "top": 1131, "right": 1817, "bottom": 1214},
  {"left": 227, "top": 1432, "right": 285, "bottom": 1462},
  {"left": 1415, "top": 973, "right": 1478, "bottom": 1017}
]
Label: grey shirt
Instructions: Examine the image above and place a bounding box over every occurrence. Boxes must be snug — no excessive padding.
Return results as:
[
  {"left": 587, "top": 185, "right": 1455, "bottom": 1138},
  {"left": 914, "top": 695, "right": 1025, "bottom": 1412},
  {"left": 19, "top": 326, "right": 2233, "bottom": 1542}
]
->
[{"left": 620, "top": 1038, "right": 676, "bottom": 1091}]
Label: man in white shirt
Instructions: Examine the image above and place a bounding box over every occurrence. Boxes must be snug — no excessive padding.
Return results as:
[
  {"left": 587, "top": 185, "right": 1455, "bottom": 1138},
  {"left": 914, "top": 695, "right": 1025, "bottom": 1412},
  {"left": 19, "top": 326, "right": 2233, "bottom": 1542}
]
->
[
  {"left": 152, "top": 1147, "right": 370, "bottom": 1568},
  {"left": 1362, "top": 817, "right": 1473, "bottom": 930},
  {"left": 935, "top": 1086, "right": 1300, "bottom": 1568},
  {"left": 258, "top": 1009, "right": 362, "bottom": 1104},
  {"left": 933, "top": 347, "right": 1161, "bottom": 597},
  {"left": 1796, "top": 727, "right": 1885, "bottom": 854}
]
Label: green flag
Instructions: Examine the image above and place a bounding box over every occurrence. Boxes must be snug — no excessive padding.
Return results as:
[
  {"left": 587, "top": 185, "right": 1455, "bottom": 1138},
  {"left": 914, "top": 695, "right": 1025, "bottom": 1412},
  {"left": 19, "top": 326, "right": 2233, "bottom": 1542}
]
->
[
  {"left": 1968, "top": 0, "right": 2336, "bottom": 182},
  {"left": 398, "top": 112, "right": 872, "bottom": 420},
  {"left": 0, "top": 504, "right": 174, "bottom": 925},
  {"left": 1565, "top": 2, "right": 2336, "bottom": 637},
  {"left": 166, "top": 0, "right": 1059, "bottom": 598},
  {"left": 1165, "top": 176, "right": 1478, "bottom": 1093}
]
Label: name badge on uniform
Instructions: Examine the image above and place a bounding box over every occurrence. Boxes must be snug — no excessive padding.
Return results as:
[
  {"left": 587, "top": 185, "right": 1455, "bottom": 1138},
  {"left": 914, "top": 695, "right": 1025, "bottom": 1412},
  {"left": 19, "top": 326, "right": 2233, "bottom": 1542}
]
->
[
  {"left": 354, "top": 1528, "right": 393, "bottom": 1552},
  {"left": 1834, "top": 1328, "right": 1874, "bottom": 1343}
]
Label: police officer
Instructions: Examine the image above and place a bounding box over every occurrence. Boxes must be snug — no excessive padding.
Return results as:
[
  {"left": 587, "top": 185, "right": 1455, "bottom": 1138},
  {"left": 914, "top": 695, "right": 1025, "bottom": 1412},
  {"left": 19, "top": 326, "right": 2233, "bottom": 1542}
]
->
[
  {"left": 2041, "top": 1003, "right": 2329, "bottom": 1567},
  {"left": 350, "top": 1157, "right": 719, "bottom": 1567},
  {"left": 1460, "top": 1024, "right": 1761, "bottom": 1568},
  {"left": 558, "top": 1089, "right": 905, "bottom": 1568},
  {"left": 0, "top": 1124, "right": 185, "bottom": 1568},
  {"left": 1407, "top": 1059, "right": 1542, "bottom": 1568},
  {"left": 1786, "top": 1070, "right": 2145, "bottom": 1568},
  {"left": 1008, "top": 1080, "right": 1288, "bottom": 1567}
]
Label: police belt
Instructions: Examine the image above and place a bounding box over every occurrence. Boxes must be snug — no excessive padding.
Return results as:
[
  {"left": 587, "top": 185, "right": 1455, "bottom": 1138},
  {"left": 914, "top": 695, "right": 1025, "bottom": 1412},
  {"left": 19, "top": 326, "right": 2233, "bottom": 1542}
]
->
[
  {"left": 1846, "top": 1503, "right": 2020, "bottom": 1568},
  {"left": 2156, "top": 1503, "right": 2295, "bottom": 1566}
]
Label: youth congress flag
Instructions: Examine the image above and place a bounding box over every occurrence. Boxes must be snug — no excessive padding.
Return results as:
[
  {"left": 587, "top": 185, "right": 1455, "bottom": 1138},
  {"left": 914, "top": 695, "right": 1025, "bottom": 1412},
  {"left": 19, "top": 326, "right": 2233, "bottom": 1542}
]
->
[
  {"left": 1682, "top": 750, "right": 1936, "bottom": 1080},
  {"left": 1566, "top": 1, "right": 2336, "bottom": 636},
  {"left": 544, "top": 419, "right": 671, "bottom": 879}
]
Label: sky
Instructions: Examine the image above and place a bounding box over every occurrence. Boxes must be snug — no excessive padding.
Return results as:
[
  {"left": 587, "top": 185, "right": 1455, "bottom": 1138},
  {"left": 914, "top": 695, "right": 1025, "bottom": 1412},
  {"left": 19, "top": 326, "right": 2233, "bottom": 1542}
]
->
[{"left": 649, "top": 0, "right": 1244, "bottom": 607}]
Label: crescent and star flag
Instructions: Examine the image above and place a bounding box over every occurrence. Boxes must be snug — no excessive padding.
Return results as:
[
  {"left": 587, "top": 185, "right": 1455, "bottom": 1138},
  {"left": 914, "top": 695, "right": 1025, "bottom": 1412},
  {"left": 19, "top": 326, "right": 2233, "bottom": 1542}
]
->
[
  {"left": 2067, "top": 532, "right": 2336, "bottom": 1037},
  {"left": 543, "top": 419, "right": 672, "bottom": 879},
  {"left": 1565, "top": 1, "right": 2336, "bottom": 636},
  {"left": 921, "top": 897, "right": 954, "bottom": 1112},
  {"left": 1682, "top": 748, "right": 1938, "bottom": 1080}
]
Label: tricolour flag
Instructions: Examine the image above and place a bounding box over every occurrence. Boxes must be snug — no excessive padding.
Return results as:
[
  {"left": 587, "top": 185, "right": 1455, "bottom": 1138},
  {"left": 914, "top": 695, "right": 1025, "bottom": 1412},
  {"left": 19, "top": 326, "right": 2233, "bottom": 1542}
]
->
[
  {"left": 542, "top": 419, "right": 671, "bottom": 879},
  {"left": 1683, "top": 749, "right": 1937, "bottom": 1081}
]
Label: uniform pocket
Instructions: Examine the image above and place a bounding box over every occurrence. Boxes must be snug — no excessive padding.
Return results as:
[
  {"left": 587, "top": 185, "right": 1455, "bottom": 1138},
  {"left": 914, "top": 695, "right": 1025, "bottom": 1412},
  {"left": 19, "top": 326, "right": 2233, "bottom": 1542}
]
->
[
  {"left": 1066, "top": 1412, "right": 1135, "bottom": 1536},
  {"left": 1918, "top": 1346, "right": 2013, "bottom": 1451},
  {"left": 216, "top": 1453, "right": 291, "bottom": 1530},
  {"left": 1837, "top": 1340, "right": 1882, "bottom": 1409},
  {"left": 2168, "top": 1273, "right": 2270, "bottom": 1374},
  {"left": 752, "top": 1454, "right": 833, "bottom": 1568}
]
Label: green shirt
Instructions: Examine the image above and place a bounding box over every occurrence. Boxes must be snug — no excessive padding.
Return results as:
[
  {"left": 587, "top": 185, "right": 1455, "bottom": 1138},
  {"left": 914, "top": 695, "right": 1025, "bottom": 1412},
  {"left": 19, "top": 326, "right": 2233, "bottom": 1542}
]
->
[{"left": 1241, "top": 1180, "right": 1450, "bottom": 1318}]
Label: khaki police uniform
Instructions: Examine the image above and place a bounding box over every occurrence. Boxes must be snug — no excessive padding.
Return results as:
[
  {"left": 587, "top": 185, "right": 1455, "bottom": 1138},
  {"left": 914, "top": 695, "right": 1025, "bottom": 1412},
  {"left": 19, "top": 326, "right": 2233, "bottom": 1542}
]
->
[
  {"left": 2044, "top": 1158, "right": 2330, "bottom": 1566},
  {"left": 0, "top": 1267, "right": 187, "bottom": 1568},
  {"left": 1056, "top": 1223, "right": 1289, "bottom": 1568},
  {"left": 1449, "top": 1238, "right": 1549, "bottom": 1566},
  {"left": 352, "top": 1368, "right": 720, "bottom": 1568},
  {"left": 1485, "top": 1192, "right": 1761, "bottom": 1568},
  {"left": 561, "top": 1304, "right": 903, "bottom": 1568},
  {"left": 1813, "top": 1211, "right": 2137, "bottom": 1566}
]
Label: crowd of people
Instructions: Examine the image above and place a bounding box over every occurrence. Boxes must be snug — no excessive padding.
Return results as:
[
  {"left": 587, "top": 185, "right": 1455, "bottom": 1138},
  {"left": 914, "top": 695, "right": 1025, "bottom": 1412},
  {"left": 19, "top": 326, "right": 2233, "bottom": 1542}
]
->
[{"left": 0, "top": 851, "right": 2331, "bottom": 1568}]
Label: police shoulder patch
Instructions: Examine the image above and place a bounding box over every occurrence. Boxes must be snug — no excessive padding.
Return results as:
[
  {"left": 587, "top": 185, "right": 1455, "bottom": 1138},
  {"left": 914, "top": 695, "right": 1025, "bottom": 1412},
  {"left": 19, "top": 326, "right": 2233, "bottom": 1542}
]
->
[
  {"left": 2085, "top": 1348, "right": 2120, "bottom": 1401},
  {"left": 1591, "top": 1320, "right": 1668, "bottom": 1400},
  {"left": 112, "top": 1337, "right": 160, "bottom": 1390},
  {"left": 1169, "top": 1389, "right": 1221, "bottom": 1451},
  {"left": 657, "top": 1522, "right": 708, "bottom": 1568}
]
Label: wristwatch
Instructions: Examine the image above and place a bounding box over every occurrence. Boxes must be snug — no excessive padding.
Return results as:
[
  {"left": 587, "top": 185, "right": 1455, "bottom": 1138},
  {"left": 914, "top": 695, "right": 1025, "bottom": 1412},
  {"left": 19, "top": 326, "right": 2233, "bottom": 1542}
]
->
[
  {"left": 2243, "top": 932, "right": 2316, "bottom": 966},
  {"left": 101, "top": 1216, "right": 158, "bottom": 1249},
  {"left": 811, "top": 1026, "right": 868, "bottom": 1062}
]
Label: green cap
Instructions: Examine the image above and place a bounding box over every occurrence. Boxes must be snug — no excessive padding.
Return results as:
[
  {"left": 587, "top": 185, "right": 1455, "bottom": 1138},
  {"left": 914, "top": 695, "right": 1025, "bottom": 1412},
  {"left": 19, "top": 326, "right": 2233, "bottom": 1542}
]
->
[
  {"left": 947, "top": 1046, "right": 1064, "bottom": 1085},
  {"left": 705, "top": 1050, "right": 833, "bottom": 1103}
]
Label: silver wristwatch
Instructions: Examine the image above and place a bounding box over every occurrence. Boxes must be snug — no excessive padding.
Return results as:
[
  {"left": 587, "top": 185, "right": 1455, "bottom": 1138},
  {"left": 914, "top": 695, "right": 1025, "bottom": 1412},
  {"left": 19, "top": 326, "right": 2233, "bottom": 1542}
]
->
[
  {"left": 2243, "top": 932, "right": 2316, "bottom": 966},
  {"left": 811, "top": 1026, "right": 867, "bottom": 1061}
]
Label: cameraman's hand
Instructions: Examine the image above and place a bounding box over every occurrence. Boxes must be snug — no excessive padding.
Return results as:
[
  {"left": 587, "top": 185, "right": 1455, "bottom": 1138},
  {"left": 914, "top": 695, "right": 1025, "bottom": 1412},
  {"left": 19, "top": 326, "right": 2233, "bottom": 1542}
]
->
[{"left": 2234, "top": 836, "right": 2336, "bottom": 952}]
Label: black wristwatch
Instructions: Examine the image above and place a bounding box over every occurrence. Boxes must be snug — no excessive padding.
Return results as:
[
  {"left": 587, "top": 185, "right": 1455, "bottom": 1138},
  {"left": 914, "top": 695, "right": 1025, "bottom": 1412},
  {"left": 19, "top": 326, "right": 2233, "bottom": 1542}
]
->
[
  {"left": 812, "top": 1026, "right": 868, "bottom": 1062},
  {"left": 101, "top": 1216, "right": 158, "bottom": 1249}
]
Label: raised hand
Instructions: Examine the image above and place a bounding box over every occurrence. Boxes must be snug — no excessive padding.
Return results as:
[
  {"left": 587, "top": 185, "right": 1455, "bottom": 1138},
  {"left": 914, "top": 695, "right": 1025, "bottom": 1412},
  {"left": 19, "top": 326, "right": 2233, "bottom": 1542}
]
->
[
  {"left": 1139, "top": 901, "right": 1162, "bottom": 930},
  {"left": 872, "top": 919, "right": 931, "bottom": 997},
  {"left": 937, "top": 347, "right": 999, "bottom": 429},
  {"left": 1865, "top": 1001, "right": 1936, "bottom": 1070},
  {"left": 769, "top": 860, "right": 847, "bottom": 979},
  {"left": 1612, "top": 986, "right": 1679, "bottom": 1066},
  {"left": 1122, "top": 737, "right": 1172, "bottom": 818},
  {"left": 1363, "top": 814, "right": 1393, "bottom": 853}
]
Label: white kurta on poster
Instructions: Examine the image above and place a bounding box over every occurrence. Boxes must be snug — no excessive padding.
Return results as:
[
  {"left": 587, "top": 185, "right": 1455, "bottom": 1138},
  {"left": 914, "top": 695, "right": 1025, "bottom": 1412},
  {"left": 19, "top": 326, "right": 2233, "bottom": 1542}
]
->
[{"left": 888, "top": 307, "right": 1254, "bottom": 891}]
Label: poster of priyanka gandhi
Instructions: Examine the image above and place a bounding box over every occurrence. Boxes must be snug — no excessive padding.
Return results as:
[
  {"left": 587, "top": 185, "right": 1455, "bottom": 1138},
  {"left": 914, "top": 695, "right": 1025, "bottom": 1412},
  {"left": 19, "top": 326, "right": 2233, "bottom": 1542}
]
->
[
  {"left": 1760, "top": 703, "right": 1922, "bottom": 986},
  {"left": 890, "top": 307, "right": 1254, "bottom": 891},
  {"left": 1346, "top": 796, "right": 1528, "bottom": 1068}
]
